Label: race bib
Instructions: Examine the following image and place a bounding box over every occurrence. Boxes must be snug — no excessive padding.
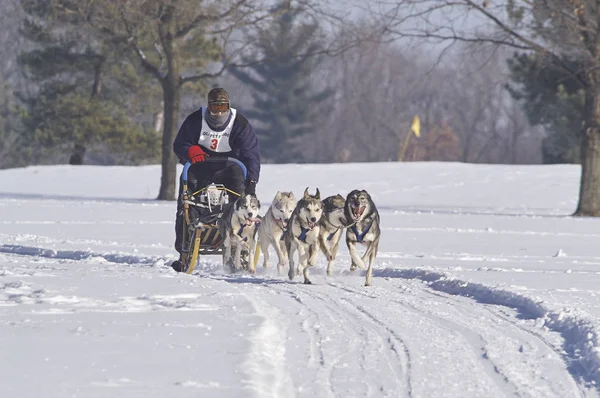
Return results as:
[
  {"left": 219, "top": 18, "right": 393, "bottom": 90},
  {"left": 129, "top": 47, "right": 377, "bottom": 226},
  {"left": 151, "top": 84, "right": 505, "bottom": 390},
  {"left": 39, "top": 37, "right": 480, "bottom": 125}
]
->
[{"left": 198, "top": 107, "right": 237, "bottom": 152}]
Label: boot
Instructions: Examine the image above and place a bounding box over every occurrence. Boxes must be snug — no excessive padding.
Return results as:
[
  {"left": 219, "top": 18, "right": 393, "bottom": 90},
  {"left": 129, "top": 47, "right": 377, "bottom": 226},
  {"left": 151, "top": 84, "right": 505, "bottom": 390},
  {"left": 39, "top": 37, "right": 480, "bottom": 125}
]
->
[{"left": 171, "top": 252, "right": 184, "bottom": 273}]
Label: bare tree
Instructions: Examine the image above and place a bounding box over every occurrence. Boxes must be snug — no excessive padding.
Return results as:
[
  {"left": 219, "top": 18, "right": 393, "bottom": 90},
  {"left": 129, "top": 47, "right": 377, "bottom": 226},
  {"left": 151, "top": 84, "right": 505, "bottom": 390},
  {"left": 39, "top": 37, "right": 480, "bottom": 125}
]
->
[
  {"left": 375, "top": 0, "right": 600, "bottom": 215},
  {"left": 307, "top": 34, "right": 537, "bottom": 165}
]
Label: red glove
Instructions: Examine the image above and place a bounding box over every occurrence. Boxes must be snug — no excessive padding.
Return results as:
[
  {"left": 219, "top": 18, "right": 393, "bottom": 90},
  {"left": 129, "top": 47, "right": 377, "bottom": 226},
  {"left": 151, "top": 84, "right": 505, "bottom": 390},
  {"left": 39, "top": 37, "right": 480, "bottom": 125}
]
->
[{"left": 187, "top": 145, "right": 208, "bottom": 163}]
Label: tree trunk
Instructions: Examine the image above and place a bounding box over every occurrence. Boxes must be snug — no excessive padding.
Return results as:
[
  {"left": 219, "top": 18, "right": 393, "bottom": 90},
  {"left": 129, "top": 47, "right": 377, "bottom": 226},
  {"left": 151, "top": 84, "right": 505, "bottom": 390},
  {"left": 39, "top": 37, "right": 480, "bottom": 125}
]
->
[
  {"left": 575, "top": 82, "right": 600, "bottom": 216},
  {"left": 575, "top": 129, "right": 600, "bottom": 215},
  {"left": 91, "top": 60, "right": 103, "bottom": 99},
  {"left": 69, "top": 143, "right": 86, "bottom": 165},
  {"left": 153, "top": 102, "right": 164, "bottom": 133},
  {"left": 156, "top": 6, "right": 180, "bottom": 201},
  {"left": 69, "top": 59, "right": 104, "bottom": 166},
  {"left": 157, "top": 83, "right": 180, "bottom": 200}
]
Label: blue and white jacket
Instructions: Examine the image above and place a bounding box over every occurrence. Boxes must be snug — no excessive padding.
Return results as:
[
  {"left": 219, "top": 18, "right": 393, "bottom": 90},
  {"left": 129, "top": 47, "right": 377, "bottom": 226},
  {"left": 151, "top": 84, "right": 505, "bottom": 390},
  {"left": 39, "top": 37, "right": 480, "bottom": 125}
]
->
[{"left": 173, "top": 107, "right": 261, "bottom": 182}]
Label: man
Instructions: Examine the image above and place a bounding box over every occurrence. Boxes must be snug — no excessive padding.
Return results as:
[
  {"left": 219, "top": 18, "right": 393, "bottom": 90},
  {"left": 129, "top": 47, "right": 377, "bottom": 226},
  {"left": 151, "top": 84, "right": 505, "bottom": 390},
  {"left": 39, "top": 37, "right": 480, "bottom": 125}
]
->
[{"left": 171, "top": 87, "right": 260, "bottom": 270}]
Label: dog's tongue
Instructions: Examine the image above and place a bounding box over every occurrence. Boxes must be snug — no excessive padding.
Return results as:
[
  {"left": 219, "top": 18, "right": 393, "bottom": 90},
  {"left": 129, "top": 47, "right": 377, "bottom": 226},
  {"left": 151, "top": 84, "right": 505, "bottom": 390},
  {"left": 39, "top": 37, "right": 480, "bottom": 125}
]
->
[
  {"left": 308, "top": 221, "right": 315, "bottom": 229},
  {"left": 353, "top": 206, "right": 365, "bottom": 218}
]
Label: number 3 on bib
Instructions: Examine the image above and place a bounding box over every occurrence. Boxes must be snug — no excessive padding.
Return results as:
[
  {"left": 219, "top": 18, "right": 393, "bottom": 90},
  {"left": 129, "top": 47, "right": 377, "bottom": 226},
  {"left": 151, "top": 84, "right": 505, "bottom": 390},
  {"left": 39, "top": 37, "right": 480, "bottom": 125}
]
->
[{"left": 210, "top": 139, "right": 218, "bottom": 150}]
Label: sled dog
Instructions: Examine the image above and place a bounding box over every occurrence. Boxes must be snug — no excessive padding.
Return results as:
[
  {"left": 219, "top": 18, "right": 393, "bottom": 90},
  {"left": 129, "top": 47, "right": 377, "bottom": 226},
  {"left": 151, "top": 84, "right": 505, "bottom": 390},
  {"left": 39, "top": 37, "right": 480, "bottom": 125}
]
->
[
  {"left": 318, "top": 194, "right": 349, "bottom": 276},
  {"left": 220, "top": 194, "right": 261, "bottom": 273},
  {"left": 344, "top": 189, "right": 381, "bottom": 286},
  {"left": 258, "top": 191, "right": 297, "bottom": 274},
  {"left": 285, "top": 187, "right": 323, "bottom": 284}
]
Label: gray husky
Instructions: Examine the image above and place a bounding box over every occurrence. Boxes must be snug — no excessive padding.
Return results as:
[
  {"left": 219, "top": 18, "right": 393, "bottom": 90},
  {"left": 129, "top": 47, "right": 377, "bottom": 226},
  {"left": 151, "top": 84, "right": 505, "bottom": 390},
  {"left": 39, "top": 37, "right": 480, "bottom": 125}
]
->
[
  {"left": 318, "top": 194, "right": 348, "bottom": 276},
  {"left": 258, "top": 191, "right": 297, "bottom": 275},
  {"left": 285, "top": 187, "right": 324, "bottom": 284},
  {"left": 344, "top": 189, "right": 381, "bottom": 286},
  {"left": 220, "top": 194, "right": 261, "bottom": 274}
]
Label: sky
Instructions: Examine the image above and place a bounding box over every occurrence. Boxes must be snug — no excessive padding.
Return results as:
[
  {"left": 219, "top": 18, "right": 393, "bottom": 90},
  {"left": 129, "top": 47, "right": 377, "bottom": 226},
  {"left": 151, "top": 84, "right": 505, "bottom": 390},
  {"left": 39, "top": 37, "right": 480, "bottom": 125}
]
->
[{"left": 0, "top": 161, "right": 599, "bottom": 397}]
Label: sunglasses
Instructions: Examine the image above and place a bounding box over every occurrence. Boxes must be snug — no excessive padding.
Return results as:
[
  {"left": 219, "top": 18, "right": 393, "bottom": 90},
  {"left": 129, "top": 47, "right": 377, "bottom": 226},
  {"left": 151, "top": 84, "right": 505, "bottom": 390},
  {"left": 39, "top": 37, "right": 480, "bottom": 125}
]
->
[{"left": 208, "top": 101, "right": 230, "bottom": 114}]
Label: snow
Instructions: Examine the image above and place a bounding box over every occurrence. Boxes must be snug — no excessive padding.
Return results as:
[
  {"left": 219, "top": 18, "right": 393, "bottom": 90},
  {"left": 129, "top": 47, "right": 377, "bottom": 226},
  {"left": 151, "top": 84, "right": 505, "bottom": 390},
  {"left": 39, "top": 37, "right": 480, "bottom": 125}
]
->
[{"left": 0, "top": 161, "right": 599, "bottom": 397}]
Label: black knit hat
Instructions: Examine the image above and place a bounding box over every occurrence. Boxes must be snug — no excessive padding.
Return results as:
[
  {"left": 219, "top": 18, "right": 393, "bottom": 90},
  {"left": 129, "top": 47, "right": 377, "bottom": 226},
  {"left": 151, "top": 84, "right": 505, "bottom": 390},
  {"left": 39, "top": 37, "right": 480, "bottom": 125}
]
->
[{"left": 207, "top": 87, "right": 230, "bottom": 103}]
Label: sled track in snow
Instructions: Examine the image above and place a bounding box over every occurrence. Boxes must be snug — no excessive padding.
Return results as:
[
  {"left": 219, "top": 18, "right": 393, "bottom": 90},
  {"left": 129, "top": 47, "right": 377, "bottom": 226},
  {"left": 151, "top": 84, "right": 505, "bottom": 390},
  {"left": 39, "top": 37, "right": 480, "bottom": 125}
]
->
[
  {"left": 2, "top": 244, "right": 599, "bottom": 395},
  {"left": 267, "top": 282, "right": 413, "bottom": 397},
  {"left": 0, "top": 244, "right": 165, "bottom": 266},
  {"left": 325, "top": 278, "right": 587, "bottom": 397},
  {"left": 372, "top": 268, "right": 600, "bottom": 391},
  {"left": 329, "top": 280, "right": 521, "bottom": 396}
]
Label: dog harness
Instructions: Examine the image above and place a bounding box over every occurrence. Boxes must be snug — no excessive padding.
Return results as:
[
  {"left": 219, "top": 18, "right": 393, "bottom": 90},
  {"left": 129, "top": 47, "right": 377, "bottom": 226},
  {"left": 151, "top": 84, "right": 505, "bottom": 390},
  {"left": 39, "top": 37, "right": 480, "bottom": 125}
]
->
[
  {"left": 322, "top": 216, "right": 344, "bottom": 241},
  {"left": 298, "top": 226, "right": 313, "bottom": 243},
  {"left": 237, "top": 221, "right": 259, "bottom": 238},
  {"left": 277, "top": 219, "right": 287, "bottom": 241},
  {"left": 351, "top": 222, "right": 372, "bottom": 243},
  {"left": 198, "top": 107, "right": 237, "bottom": 152}
]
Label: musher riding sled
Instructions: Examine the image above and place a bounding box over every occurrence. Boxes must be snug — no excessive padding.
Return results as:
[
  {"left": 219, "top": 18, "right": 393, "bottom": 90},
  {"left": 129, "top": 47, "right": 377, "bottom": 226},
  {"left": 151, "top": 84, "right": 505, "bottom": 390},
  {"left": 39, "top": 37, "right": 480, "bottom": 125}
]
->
[{"left": 170, "top": 88, "right": 261, "bottom": 273}]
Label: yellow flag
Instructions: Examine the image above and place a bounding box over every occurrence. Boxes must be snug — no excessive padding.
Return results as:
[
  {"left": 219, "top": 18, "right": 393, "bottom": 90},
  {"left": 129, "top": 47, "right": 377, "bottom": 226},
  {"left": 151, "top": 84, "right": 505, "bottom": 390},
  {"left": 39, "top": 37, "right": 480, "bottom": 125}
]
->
[{"left": 411, "top": 115, "right": 421, "bottom": 137}]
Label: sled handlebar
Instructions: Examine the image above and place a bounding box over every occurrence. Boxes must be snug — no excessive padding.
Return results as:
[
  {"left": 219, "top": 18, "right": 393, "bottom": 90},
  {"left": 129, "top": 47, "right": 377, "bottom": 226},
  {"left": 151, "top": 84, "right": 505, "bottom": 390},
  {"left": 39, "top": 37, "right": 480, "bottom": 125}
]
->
[{"left": 182, "top": 157, "right": 248, "bottom": 183}]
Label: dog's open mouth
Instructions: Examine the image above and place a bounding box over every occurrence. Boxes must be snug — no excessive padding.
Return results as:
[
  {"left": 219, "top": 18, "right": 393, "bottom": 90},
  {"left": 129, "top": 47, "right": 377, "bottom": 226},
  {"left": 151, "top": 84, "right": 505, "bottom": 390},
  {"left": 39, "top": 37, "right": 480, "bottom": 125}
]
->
[
  {"left": 352, "top": 206, "right": 365, "bottom": 219},
  {"left": 245, "top": 217, "right": 260, "bottom": 225},
  {"left": 307, "top": 221, "right": 316, "bottom": 229}
]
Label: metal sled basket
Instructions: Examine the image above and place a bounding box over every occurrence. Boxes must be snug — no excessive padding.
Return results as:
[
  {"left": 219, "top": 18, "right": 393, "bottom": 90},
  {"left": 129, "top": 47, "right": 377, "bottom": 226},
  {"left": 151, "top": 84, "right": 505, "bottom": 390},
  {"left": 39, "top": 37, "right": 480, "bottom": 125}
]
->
[{"left": 179, "top": 157, "right": 247, "bottom": 274}]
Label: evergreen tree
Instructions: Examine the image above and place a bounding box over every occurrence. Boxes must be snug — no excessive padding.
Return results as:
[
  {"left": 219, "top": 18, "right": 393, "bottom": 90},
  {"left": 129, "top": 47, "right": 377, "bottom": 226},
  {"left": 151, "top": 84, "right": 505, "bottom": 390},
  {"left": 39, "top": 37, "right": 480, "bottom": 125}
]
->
[
  {"left": 0, "top": 77, "right": 26, "bottom": 168},
  {"left": 18, "top": 3, "right": 160, "bottom": 165},
  {"left": 22, "top": 0, "right": 266, "bottom": 199},
  {"left": 506, "top": 53, "right": 584, "bottom": 164},
  {"left": 229, "top": 2, "right": 333, "bottom": 163}
]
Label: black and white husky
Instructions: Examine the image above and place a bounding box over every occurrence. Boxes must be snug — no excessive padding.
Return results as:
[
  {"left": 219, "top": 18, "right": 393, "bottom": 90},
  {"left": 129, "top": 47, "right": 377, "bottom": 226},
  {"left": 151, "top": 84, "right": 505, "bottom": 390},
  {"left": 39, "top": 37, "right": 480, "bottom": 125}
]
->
[
  {"left": 258, "top": 191, "right": 297, "bottom": 275},
  {"left": 220, "top": 194, "right": 261, "bottom": 274},
  {"left": 318, "top": 194, "right": 348, "bottom": 276},
  {"left": 344, "top": 189, "right": 381, "bottom": 286},
  {"left": 285, "top": 188, "right": 324, "bottom": 284}
]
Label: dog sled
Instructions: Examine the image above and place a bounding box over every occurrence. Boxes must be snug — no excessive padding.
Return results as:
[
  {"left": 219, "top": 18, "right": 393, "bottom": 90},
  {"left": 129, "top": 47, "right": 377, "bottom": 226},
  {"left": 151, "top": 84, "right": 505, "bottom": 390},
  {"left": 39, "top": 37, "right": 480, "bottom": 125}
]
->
[{"left": 178, "top": 157, "right": 251, "bottom": 274}]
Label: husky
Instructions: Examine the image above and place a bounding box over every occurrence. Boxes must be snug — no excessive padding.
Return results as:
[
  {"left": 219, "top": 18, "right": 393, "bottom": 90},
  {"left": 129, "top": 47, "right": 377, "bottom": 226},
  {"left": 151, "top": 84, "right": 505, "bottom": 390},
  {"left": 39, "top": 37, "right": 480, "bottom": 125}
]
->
[
  {"left": 344, "top": 189, "right": 381, "bottom": 286},
  {"left": 318, "top": 194, "right": 349, "bottom": 276},
  {"left": 220, "top": 194, "right": 261, "bottom": 274},
  {"left": 285, "top": 187, "right": 323, "bottom": 284},
  {"left": 258, "top": 191, "right": 297, "bottom": 275}
]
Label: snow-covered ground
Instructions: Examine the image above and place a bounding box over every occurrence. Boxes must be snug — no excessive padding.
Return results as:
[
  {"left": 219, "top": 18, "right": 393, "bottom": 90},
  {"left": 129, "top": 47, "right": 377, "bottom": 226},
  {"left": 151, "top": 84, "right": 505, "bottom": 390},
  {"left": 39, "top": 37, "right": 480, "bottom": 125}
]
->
[{"left": 1, "top": 162, "right": 599, "bottom": 398}]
